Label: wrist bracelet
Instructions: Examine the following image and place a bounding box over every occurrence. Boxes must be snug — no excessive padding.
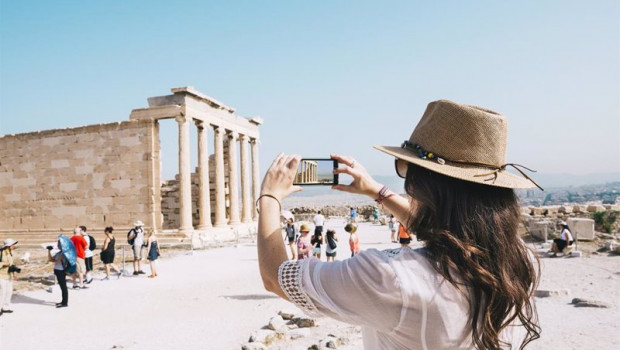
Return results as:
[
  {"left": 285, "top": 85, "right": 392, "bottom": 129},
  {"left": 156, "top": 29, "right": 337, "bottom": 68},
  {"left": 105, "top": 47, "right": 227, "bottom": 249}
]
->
[
  {"left": 256, "top": 194, "right": 282, "bottom": 214},
  {"left": 375, "top": 185, "right": 394, "bottom": 206}
]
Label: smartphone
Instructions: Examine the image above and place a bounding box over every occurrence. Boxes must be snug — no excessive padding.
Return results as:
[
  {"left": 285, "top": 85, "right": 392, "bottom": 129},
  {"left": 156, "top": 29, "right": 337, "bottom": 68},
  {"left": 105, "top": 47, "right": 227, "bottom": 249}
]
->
[{"left": 293, "top": 158, "right": 339, "bottom": 186}]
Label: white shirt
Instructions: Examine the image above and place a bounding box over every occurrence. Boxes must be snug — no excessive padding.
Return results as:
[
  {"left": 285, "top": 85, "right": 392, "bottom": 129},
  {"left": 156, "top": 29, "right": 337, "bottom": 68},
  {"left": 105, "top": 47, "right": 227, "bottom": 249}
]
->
[
  {"left": 560, "top": 228, "right": 573, "bottom": 242},
  {"left": 82, "top": 235, "right": 93, "bottom": 258},
  {"left": 278, "top": 247, "right": 526, "bottom": 349},
  {"left": 313, "top": 214, "right": 325, "bottom": 227},
  {"left": 133, "top": 227, "right": 145, "bottom": 246}
]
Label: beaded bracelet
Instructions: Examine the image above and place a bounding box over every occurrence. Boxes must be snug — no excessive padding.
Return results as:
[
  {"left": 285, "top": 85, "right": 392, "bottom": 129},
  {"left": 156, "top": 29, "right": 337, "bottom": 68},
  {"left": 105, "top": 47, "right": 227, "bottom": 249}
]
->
[{"left": 255, "top": 194, "right": 282, "bottom": 214}]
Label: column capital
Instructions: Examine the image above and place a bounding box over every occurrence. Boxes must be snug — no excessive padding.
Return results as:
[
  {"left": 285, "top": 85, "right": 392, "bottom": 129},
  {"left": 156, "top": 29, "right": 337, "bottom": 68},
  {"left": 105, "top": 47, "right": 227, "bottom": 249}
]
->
[
  {"left": 239, "top": 134, "right": 249, "bottom": 142},
  {"left": 175, "top": 114, "right": 189, "bottom": 124},
  {"left": 227, "top": 130, "right": 238, "bottom": 140},
  {"left": 194, "top": 120, "right": 205, "bottom": 129},
  {"left": 250, "top": 138, "right": 260, "bottom": 145},
  {"left": 214, "top": 125, "right": 224, "bottom": 135}
]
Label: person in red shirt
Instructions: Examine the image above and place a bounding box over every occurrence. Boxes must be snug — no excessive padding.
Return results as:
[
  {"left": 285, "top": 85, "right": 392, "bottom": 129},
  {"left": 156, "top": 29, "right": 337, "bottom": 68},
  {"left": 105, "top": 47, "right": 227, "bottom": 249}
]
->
[{"left": 70, "top": 227, "right": 88, "bottom": 289}]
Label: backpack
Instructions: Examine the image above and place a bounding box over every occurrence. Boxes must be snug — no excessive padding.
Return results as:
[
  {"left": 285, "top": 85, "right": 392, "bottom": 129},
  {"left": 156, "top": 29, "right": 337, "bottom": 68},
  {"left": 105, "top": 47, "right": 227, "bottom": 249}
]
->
[
  {"left": 127, "top": 229, "right": 136, "bottom": 245},
  {"left": 62, "top": 257, "right": 76, "bottom": 274},
  {"left": 87, "top": 234, "right": 96, "bottom": 251},
  {"left": 328, "top": 236, "right": 337, "bottom": 250}
]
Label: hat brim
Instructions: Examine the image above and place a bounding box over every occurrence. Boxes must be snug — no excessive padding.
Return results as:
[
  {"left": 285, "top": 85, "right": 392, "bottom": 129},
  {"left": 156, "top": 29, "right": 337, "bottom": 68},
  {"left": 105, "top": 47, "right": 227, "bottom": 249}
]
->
[{"left": 374, "top": 145, "right": 537, "bottom": 189}]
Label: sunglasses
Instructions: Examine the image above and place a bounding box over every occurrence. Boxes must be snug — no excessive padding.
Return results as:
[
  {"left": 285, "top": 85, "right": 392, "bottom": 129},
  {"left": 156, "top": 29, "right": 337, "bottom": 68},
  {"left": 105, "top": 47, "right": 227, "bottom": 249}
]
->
[{"left": 394, "top": 158, "right": 409, "bottom": 178}]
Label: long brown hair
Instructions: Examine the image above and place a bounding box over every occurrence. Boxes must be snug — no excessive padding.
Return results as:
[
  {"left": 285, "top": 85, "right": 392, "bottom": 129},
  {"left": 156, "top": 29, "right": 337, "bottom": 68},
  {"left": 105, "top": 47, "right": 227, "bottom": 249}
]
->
[{"left": 405, "top": 163, "right": 540, "bottom": 350}]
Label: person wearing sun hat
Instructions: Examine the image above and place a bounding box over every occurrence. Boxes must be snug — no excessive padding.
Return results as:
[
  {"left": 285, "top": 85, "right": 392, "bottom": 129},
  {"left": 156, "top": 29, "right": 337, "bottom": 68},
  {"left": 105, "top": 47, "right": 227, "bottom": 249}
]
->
[
  {"left": 0, "top": 238, "right": 18, "bottom": 315},
  {"left": 128, "top": 220, "right": 146, "bottom": 275},
  {"left": 296, "top": 223, "right": 312, "bottom": 260},
  {"left": 256, "top": 99, "right": 542, "bottom": 350}
]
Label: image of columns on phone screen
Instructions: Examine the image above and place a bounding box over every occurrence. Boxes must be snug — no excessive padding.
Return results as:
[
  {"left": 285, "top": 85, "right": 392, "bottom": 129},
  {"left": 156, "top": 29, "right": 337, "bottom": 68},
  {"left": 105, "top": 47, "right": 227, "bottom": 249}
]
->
[{"left": 293, "top": 158, "right": 338, "bottom": 185}]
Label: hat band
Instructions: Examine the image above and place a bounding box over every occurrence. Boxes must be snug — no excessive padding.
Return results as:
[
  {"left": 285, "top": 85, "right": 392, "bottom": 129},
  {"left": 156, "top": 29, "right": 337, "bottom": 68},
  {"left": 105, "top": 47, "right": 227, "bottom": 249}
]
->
[{"left": 401, "top": 141, "right": 544, "bottom": 191}]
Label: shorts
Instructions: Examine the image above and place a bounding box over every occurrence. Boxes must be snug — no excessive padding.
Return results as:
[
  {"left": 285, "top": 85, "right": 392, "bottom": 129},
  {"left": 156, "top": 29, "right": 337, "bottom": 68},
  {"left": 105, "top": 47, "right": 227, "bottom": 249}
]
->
[
  {"left": 132, "top": 244, "right": 144, "bottom": 260},
  {"left": 314, "top": 226, "right": 323, "bottom": 236},
  {"left": 75, "top": 258, "right": 86, "bottom": 275},
  {"left": 326, "top": 251, "right": 336, "bottom": 257},
  {"left": 399, "top": 237, "right": 412, "bottom": 244},
  {"left": 84, "top": 257, "right": 93, "bottom": 272},
  {"left": 554, "top": 238, "right": 573, "bottom": 252},
  {"left": 313, "top": 247, "right": 321, "bottom": 255},
  {"left": 288, "top": 236, "right": 295, "bottom": 243}
]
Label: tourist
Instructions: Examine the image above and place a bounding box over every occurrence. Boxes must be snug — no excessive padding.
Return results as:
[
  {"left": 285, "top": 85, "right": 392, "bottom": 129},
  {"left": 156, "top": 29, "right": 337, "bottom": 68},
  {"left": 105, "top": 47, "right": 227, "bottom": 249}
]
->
[
  {"left": 48, "top": 240, "right": 68, "bottom": 308},
  {"left": 257, "top": 100, "right": 542, "bottom": 349},
  {"left": 345, "top": 223, "right": 360, "bottom": 257},
  {"left": 310, "top": 224, "right": 324, "bottom": 260},
  {"left": 388, "top": 214, "right": 397, "bottom": 243},
  {"left": 80, "top": 225, "right": 94, "bottom": 284},
  {"left": 551, "top": 221, "right": 574, "bottom": 257},
  {"left": 146, "top": 231, "right": 160, "bottom": 278},
  {"left": 397, "top": 222, "right": 413, "bottom": 246},
  {"left": 349, "top": 207, "right": 357, "bottom": 223},
  {"left": 284, "top": 218, "right": 297, "bottom": 260},
  {"left": 372, "top": 207, "right": 380, "bottom": 224},
  {"left": 128, "top": 220, "right": 146, "bottom": 275},
  {"left": 100, "top": 227, "right": 121, "bottom": 280},
  {"left": 0, "top": 238, "right": 18, "bottom": 315},
  {"left": 312, "top": 210, "right": 325, "bottom": 257},
  {"left": 70, "top": 227, "right": 88, "bottom": 289},
  {"left": 296, "top": 224, "right": 312, "bottom": 260},
  {"left": 325, "top": 229, "right": 338, "bottom": 262}
]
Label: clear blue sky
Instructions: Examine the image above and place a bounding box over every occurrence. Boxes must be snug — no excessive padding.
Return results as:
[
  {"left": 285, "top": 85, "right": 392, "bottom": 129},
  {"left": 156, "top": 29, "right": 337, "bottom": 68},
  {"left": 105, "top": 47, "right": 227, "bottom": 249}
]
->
[{"left": 1, "top": 1, "right": 619, "bottom": 184}]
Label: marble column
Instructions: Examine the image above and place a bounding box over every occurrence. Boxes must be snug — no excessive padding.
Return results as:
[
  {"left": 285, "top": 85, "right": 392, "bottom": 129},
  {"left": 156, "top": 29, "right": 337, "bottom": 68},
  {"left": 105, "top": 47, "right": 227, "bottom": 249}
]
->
[
  {"left": 227, "top": 131, "right": 240, "bottom": 224},
  {"left": 176, "top": 115, "right": 193, "bottom": 234},
  {"left": 213, "top": 126, "right": 227, "bottom": 227},
  {"left": 251, "top": 139, "right": 260, "bottom": 220},
  {"left": 196, "top": 122, "right": 212, "bottom": 229},
  {"left": 239, "top": 134, "right": 252, "bottom": 223}
]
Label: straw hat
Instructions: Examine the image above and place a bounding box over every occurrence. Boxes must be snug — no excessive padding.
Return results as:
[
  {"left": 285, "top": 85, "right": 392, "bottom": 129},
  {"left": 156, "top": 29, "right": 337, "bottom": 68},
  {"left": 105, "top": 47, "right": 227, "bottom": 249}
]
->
[
  {"left": 299, "top": 223, "right": 311, "bottom": 233},
  {"left": 374, "top": 99, "right": 542, "bottom": 190},
  {"left": 134, "top": 220, "right": 144, "bottom": 227},
  {"left": 344, "top": 223, "right": 357, "bottom": 234},
  {"left": 2, "top": 238, "right": 18, "bottom": 249}
]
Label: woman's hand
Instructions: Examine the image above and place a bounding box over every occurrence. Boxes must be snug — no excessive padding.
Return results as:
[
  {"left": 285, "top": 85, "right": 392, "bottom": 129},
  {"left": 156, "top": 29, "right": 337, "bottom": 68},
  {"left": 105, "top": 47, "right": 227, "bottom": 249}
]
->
[
  {"left": 330, "top": 154, "right": 383, "bottom": 198},
  {"left": 260, "top": 154, "right": 303, "bottom": 202}
]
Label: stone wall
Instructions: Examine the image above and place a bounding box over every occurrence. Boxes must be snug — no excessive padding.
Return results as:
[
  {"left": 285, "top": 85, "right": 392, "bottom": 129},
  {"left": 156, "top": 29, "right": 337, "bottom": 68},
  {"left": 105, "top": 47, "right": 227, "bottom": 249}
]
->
[
  {"left": 0, "top": 120, "right": 159, "bottom": 232},
  {"left": 161, "top": 152, "right": 233, "bottom": 230}
]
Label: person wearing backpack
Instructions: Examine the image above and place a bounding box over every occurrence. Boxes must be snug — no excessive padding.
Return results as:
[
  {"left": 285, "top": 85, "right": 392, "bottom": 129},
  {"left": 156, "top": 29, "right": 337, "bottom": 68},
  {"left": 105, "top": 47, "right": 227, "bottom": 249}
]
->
[
  {"left": 48, "top": 240, "right": 69, "bottom": 308},
  {"left": 80, "top": 225, "right": 95, "bottom": 284},
  {"left": 325, "top": 230, "right": 338, "bottom": 262},
  {"left": 127, "top": 220, "right": 146, "bottom": 275}
]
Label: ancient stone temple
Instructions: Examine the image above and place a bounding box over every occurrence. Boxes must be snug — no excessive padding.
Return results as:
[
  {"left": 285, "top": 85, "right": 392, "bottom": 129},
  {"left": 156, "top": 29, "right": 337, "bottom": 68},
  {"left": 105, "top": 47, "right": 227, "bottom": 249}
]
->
[{"left": 0, "top": 87, "right": 261, "bottom": 248}]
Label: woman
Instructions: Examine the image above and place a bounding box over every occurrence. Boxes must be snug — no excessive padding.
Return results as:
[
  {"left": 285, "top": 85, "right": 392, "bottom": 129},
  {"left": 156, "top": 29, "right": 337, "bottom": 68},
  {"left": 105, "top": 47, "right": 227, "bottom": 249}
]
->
[
  {"left": 257, "top": 100, "right": 542, "bottom": 349},
  {"left": 551, "top": 221, "right": 574, "bottom": 257},
  {"left": 388, "top": 214, "right": 397, "bottom": 243},
  {"left": 310, "top": 227, "right": 323, "bottom": 260},
  {"left": 397, "top": 221, "right": 413, "bottom": 246},
  {"left": 47, "top": 240, "right": 68, "bottom": 308},
  {"left": 325, "top": 229, "right": 338, "bottom": 262},
  {"left": 345, "top": 223, "right": 360, "bottom": 257},
  {"left": 284, "top": 219, "right": 297, "bottom": 260},
  {"left": 296, "top": 224, "right": 312, "bottom": 260},
  {"left": 146, "top": 231, "right": 160, "bottom": 278},
  {"left": 100, "top": 226, "right": 121, "bottom": 280}
]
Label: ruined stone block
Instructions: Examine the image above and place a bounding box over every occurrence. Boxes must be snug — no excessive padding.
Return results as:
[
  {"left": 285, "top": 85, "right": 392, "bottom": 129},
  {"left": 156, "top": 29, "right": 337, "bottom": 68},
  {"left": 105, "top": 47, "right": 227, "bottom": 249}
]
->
[{"left": 567, "top": 218, "right": 595, "bottom": 241}]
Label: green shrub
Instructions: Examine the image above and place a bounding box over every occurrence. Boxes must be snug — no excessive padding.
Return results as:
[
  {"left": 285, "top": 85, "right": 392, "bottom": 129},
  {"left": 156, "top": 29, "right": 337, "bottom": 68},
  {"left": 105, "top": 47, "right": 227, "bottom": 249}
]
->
[{"left": 591, "top": 211, "right": 619, "bottom": 233}]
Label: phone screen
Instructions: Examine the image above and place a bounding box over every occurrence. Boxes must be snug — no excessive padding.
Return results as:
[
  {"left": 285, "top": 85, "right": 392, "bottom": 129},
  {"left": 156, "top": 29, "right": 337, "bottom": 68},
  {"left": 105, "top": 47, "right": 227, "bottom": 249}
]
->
[{"left": 293, "top": 158, "right": 339, "bottom": 186}]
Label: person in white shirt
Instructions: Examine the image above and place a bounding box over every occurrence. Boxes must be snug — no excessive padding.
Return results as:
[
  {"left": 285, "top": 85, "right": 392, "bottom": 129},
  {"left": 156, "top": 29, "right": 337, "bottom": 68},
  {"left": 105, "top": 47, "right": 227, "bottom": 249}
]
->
[
  {"left": 312, "top": 211, "right": 325, "bottom": 259},
  {"left": 551, "top": 221, "right": 574, "bottom": 256},
  {"left": 256, "top": 100, "right": 543, "bottom": 350},
  {"left": 80, "top": 226, "right": 94, "bottom": 284},
  {"left": 128, "top": 220, "right": 146, "bottom": 275}
]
